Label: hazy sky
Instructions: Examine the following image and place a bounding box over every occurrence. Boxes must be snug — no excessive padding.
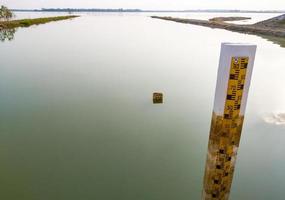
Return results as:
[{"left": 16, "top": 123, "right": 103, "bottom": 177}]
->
[{"left": 2, "top": 0, "right": 285, "bottom": 10}]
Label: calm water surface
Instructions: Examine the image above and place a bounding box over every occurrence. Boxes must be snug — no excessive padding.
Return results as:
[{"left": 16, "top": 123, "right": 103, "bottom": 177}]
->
[{"left": 1, "top": 12, "right": 285, "bottom": 200}]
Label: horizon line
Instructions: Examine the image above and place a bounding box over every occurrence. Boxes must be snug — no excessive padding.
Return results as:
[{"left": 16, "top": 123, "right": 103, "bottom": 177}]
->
[{"left": 11, "top": 8, "right": 285, "bottom": 13}]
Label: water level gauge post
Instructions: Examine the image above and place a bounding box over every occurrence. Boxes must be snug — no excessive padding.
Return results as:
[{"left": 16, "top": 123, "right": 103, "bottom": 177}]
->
[{"left": 202, "top": 43, "right": 257, "bottom": 200}]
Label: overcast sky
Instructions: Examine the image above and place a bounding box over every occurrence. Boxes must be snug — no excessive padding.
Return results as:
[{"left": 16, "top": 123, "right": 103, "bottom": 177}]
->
[{"left": 2, "top": 0, "right": 285, "bottom": 10}]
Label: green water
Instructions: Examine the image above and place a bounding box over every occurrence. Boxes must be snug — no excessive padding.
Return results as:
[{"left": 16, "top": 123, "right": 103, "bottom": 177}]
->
[{"left": 0, "top": 12, "right": 285, "bottom": 200}]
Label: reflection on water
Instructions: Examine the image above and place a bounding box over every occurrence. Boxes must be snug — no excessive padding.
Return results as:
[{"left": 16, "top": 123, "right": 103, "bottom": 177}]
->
[
  {"left": 264, "top": 112, "right": 285, "bottom": 125},
  {"left": 0, "top": 28, "right": 16, "bottom": 42}
]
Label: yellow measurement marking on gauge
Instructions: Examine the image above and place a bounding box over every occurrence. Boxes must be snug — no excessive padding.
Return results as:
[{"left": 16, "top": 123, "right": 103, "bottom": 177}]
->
[
  {"left": 223, "top": 57, "right": 248, "bottom": 131},
  {"left": 202, "top": 43, "right": 256, "bottom": 200},
  {"left": 214, "top": 57, "right": 249, "bottom": 199},
  {"left": 203, "top": 57, "right": 250, "bottom": 200}
]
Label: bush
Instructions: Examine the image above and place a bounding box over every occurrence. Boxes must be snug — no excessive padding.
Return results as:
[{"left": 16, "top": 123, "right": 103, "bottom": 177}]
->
[{"left": 0, "top": 5, "right": 13, "bottom": 21}]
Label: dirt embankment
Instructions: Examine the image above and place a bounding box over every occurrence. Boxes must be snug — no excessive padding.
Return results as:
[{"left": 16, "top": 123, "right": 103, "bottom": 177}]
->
[
  {"left": 151, "top": 14, "right": 285, "bottom": 38},
  {"left": 209, "top": 17, "right": 251, "bottom": 22}
]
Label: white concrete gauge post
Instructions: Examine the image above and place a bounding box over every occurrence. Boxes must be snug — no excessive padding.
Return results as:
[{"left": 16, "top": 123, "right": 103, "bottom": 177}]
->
[{"left": 202, "top": 43, "right": 257, "bottom": 200}]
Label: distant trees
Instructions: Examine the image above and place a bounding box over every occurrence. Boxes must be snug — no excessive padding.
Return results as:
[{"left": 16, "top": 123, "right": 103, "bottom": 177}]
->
[
  {"left": 0, "top": 5, "right": 13, "bottom": 21},
  {"left": 0, "top": 6, "right": 15, "bottom": 42}
]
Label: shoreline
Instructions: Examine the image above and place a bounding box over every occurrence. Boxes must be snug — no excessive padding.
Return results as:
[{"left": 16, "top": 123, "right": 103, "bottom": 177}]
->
[
  {"left": 151, "top": 16, "right": 285, "bottom": 38},
  {"left": 0, "top": 15, "right": 79, "bottom": 30}
]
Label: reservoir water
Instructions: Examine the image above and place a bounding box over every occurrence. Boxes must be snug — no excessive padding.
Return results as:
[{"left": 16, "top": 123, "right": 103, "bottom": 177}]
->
[{"left": 1, "top": 12, "right": 285, "bottom": 200}]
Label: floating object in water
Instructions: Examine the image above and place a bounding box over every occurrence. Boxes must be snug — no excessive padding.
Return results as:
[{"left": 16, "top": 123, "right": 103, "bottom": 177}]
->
[{"left": 153, "top": 92, "right": 163, "bottom": 104}]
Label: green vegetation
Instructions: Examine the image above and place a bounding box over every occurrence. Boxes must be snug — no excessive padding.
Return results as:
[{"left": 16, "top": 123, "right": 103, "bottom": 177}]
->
[
  {"left": 0, "top": 15, "right": 79, "bottom": 29},
  {"left": 0, "top": 5, "right": 13, "bottom": 21}
]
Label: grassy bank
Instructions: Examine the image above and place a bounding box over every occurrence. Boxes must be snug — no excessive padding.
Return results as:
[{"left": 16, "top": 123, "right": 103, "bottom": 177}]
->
[{"left": 0, "top": 15, "right": 79, "bottom": 29}]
